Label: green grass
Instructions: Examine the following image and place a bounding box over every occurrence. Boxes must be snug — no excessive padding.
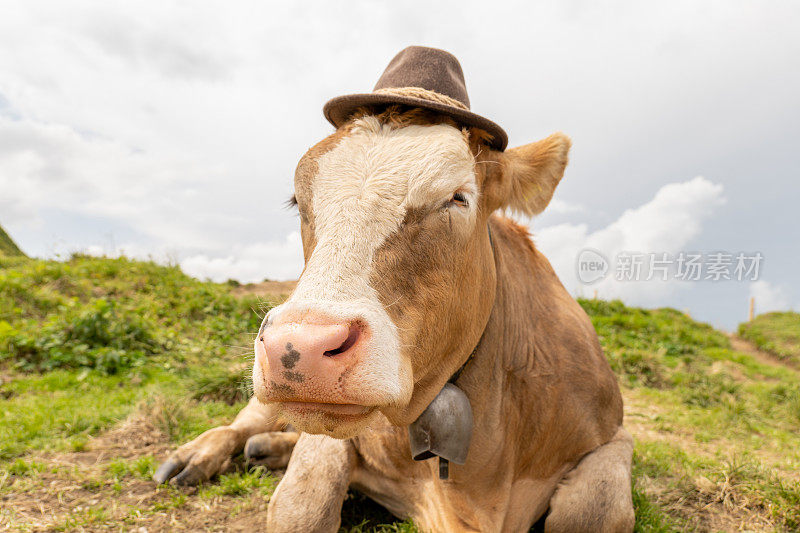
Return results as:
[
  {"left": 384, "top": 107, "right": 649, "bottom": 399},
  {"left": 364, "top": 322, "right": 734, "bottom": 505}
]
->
[
  {"left": 106, "top": 456, "right": 158, "bottom": 480},
  {"left": 1, "top": 369, "right": 160, "bottom": 459},
  {"left": 580, "top": 298, "right": 800, "bottom": 531},
  {"left": 197, "top": 466, "right": 277, "bottom": 498},
  {"left": 0, "top": 224, "right": 24, "bottom": 257},
  {"left": 739, "top": 311, "right": 800, "bottom": 365},
  {"left": 0, "top": 254, "right": 259, "bottom": 461},
  {"left": 2, "top": 255, "right": 800, "bottom": 531}
]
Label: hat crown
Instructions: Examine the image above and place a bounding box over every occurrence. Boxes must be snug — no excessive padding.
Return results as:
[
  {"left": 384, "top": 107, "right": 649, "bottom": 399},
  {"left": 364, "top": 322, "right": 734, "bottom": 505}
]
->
[
  {"left": 373, "top": 46, "right": 471, "bottom": 110},
  {"left": 322, "top": 45, "right": 508, "bottom": 150}
]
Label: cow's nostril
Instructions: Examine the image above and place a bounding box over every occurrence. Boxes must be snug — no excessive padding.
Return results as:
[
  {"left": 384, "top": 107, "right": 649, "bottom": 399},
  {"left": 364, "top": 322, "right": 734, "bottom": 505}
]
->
[{"left": 324, "top": 323, "right": 361, "bottom": 357}]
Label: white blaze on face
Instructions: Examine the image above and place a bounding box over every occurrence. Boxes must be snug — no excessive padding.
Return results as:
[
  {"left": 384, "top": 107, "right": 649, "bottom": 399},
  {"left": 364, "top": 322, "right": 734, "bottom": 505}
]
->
[{"left": 266, "top": 116, "right": 478, "bottom": 406}]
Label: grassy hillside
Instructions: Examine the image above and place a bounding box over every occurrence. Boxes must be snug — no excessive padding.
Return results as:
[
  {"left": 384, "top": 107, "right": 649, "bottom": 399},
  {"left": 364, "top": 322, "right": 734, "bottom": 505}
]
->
[
  {"left": 1, "top": 256, "right": 799, "bottom": 531},
  {"left": 584, "top": 300, "right": 800, "bottom": 531},
  {"left": 0, "top": 224, "right": 25, "bottom": 257},
  {"left": 739, "top": 312, "right": 800, "bottom": 367}
]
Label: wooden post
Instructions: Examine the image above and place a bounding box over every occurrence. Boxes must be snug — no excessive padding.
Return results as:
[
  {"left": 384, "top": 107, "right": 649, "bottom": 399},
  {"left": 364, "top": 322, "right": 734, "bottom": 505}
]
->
[
  {"left": 593, "top": 289, "right": 598, "bottom": 300},
  {"left": 748, "top": 297, "right": 755, "bottom": 322}
]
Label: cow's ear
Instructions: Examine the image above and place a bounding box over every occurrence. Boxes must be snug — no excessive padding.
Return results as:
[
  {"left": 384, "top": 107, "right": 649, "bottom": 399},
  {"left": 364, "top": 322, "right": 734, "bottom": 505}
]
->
[{"left": 486, "top": 132, "right": 571, "bottom": 216}]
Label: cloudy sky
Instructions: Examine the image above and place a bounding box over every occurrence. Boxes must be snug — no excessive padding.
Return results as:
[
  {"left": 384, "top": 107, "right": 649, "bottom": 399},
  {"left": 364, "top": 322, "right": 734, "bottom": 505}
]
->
[{"left": 1, "top": 1, "right": 797, "bottom": 330}]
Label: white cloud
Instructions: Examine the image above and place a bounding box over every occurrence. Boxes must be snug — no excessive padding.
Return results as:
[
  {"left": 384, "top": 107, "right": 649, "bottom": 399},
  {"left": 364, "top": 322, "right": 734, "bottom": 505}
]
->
[
  {"left": 180, "top": 232, "right": 303, "bottom": 283},
  {"left": 0, "top": 116, "right": 252, "bottom": 250},
  {"left": 0, "top": 1, "right": 796, "bottom": 328},
  {"left": 83, "top": 241, "right": 179, "bottom": 264},
  {"left": 543, "top": 198, "right": 586, "bottom": 215},
  {"left": 81, "top": 232, "right": 303, "bottom": 283},
  {"left": 749, "top": 281, "right": 791, "bottom": 315},
  {"left": 535, "top": 176, "right": 726, "bottom": 305}
]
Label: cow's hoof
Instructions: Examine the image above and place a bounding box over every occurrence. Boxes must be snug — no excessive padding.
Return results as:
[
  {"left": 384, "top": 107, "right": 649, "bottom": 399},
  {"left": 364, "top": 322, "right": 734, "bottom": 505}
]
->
[
  {"left": 244, "top": 431, "right": 300, "bottom": 470},
  {"left": 153, "top": 458, "right": 183, "bottom": 485},
  {"left": 153, "top": 426, "right": 239, "bottom": 486}
]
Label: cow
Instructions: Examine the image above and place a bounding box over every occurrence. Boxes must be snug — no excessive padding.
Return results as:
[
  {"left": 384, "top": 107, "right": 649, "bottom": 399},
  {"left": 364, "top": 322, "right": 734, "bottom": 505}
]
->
[{"left": 154, "top": 47, "right": 634, "bottom": 532}]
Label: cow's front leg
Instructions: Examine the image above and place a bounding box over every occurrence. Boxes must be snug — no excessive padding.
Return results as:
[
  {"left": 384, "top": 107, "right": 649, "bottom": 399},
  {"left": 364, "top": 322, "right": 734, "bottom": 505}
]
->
[
  {"left": 544, "top": 427, "right": 635, "bottom": 533},
  {"left": 267, "top": 433, "right": 355, "bottom": 533},
  {"left": 154, "top": 397, "right": 285, "bottom": 485}
]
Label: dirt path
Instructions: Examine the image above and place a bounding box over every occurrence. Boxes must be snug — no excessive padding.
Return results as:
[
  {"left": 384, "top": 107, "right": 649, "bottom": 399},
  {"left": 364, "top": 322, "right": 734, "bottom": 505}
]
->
[
  {"left": 618, "top": 334, "right": 800, "bottom": 531},
  {"left": 0, "top": 412, "right": 276, "bottom": 532},
  {"left": 728, "top": 333, "right": 800, "bottom": 371},
  {"left": 232, "top": 280, "right": 297, "bottom": 298}
]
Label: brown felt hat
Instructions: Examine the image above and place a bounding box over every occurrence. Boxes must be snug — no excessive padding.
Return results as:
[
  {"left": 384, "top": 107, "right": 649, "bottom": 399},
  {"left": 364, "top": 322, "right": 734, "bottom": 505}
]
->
[{"left": 323, "top": 46, "right": 508, "bottom": 151}]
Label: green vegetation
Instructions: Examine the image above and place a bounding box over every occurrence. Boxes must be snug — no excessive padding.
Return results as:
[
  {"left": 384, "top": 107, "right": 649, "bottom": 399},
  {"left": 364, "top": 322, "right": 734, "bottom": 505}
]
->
[
  {"left": 1, "top": 255, "right": 799, "bottom": 531},
  {"left": 739, "top": 311, "right": 800, "bottom": 366},
  {"left": 106, "top": 456, "right": 158, "bottom": 481},
  {"left": 0, "top": 254, "right": 264, "bottom": 463},
  {"left": 0, "top": 224, "right": 24, "bottom": 257},
  {"left": 197, "top": 466, "right": 277, "bottom": 499},
  {"left": 4, "top": 298, "right": 163, "bottom": 374},
  {"left": 581, "top": 298, "right": 800, "bottom": 531}
]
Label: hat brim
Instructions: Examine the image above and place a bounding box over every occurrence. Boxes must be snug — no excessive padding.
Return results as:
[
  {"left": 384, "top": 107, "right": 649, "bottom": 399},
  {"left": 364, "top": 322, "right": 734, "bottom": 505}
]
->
[{"left": 323, "top": 93, "right": 508, "bottom": 151}]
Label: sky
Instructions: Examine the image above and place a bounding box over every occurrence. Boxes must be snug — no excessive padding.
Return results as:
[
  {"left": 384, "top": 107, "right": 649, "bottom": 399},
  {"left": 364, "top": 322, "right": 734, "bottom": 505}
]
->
[{"left": 1, "top": 0, "right": 798, "bottom": 330}]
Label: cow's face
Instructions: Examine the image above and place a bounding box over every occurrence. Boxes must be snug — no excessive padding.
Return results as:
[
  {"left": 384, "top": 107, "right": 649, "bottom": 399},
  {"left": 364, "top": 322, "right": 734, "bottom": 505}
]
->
[{"left": 253, "top": 110, "right": 570, "bottom": 438}]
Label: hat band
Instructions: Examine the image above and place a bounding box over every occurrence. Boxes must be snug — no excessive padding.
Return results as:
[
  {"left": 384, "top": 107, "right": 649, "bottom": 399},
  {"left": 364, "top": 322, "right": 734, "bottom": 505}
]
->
[{"left": 373, "top": 86, "right": 468, "bottom": 110}]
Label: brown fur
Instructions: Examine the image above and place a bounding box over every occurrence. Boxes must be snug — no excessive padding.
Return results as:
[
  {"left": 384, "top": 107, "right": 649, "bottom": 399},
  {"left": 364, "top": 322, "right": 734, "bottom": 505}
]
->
[
  {"left": 500, "top": 134, "right": 571, "bottom": 216},
  {"left": 157, "top": 109, "right": 632, "bottom": 532},
  {"left": 340, "top": 215, "right": 625, "bottom": 531}
]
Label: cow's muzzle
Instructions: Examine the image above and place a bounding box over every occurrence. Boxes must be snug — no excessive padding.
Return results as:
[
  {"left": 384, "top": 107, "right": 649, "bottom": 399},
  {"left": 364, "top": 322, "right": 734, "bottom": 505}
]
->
[{"left": 255, "top": 312, "right": 371, "bottom": 406}]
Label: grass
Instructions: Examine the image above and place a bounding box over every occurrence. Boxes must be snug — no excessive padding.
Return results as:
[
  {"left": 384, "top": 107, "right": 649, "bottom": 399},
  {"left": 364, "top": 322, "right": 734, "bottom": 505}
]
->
[
  {"left": 0, "top": 224, "right": 24, "bottom": 257},
  {"left": 581, "top": 299, "right": 800, "bottom": 531},
  {"left": 1, "top": 369, "right": 164, "bottom": 459},
  {"left": 1, "top": 255, "right": 799, "bottom": 531},
  {"left": 106, "top": 456, "right": 157, "bottom": 481},
  {"left": 196, "top": 467, "right": 277, "bottom": 498},
  {"left": 739, "top": 311, "right": 800, "bottom": 366},
  {"left": 0, "top": 254, "right": 262, "bottom": 459}
]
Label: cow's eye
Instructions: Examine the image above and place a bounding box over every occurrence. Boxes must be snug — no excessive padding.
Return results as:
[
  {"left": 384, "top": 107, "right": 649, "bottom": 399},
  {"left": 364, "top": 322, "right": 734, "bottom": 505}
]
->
[
  {"left": 446, "top": 192, "right": 468, "bottom": 209},
  {"left": 287, "top": 194, "right": 311, "bottom": 223}
]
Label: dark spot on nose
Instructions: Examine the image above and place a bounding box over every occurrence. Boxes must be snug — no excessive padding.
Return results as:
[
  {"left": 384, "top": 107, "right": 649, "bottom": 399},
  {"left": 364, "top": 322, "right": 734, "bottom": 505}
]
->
[
  {"left": 281, "top": 342, "right": 301, "bottom": 369},
  {"left": 271, "top": 381, "right": 294, "bottom": 395},
  {"left": 283, "top": 371, "right": 305, "bottom": 383}
]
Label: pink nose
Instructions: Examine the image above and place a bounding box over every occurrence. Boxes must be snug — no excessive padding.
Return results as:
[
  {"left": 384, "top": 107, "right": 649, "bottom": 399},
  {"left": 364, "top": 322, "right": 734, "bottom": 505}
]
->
[{"left": 256, "top": 313, "right": 364, "bottom": 402}]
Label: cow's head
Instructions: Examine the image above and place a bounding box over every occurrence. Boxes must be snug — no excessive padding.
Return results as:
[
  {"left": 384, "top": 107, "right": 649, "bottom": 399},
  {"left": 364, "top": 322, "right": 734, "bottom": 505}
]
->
[{"left": 253, "top": 108, "right": 570, "bottom": 438}]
